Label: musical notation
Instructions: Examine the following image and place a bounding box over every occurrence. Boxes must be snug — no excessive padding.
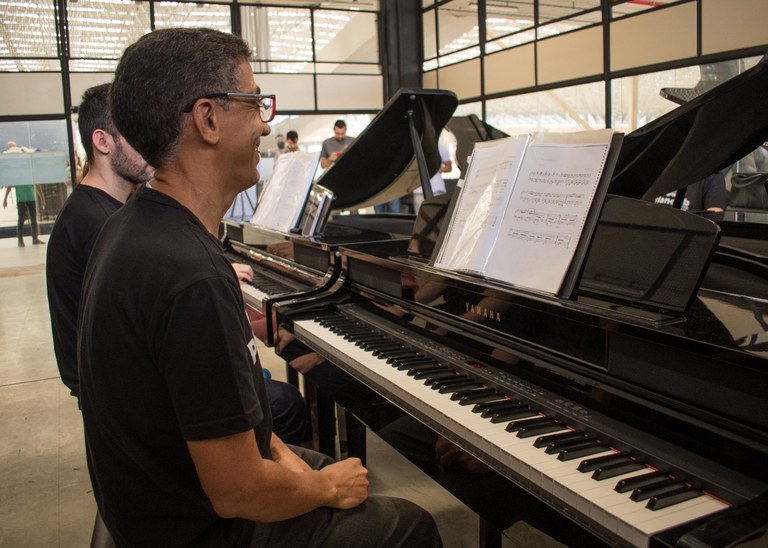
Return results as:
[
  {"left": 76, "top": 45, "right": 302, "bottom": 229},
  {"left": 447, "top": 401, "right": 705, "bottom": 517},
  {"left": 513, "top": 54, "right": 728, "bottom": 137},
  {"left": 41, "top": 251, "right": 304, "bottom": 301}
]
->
[
  {"left": 507, "top": 229, "right": 572, "bottom": 248},
  {"left": 512, "top": 208, "right": 578, "bottom": 227},
  {"left": 519, "top": 191, "right": 586, "bottom": 208}
]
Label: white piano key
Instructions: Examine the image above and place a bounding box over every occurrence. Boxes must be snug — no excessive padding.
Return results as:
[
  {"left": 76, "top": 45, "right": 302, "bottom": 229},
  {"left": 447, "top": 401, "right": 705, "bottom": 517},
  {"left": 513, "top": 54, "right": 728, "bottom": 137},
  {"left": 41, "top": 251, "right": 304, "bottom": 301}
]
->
[{"left": 240, "top": 283, "right": 267, "bottom": 312}]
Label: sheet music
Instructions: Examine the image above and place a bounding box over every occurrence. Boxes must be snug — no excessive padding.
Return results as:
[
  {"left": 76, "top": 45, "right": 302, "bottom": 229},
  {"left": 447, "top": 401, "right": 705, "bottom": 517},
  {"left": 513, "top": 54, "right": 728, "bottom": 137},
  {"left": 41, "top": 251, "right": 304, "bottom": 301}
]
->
[
  {"left": 484, "top": 130, "right": 614, "bottom": 294},
  {"left": 434, "top": 135, "right": 529, "bottom": 273},
  {"left": 250, "top": 151, "right": 320, "bottom": 233}
]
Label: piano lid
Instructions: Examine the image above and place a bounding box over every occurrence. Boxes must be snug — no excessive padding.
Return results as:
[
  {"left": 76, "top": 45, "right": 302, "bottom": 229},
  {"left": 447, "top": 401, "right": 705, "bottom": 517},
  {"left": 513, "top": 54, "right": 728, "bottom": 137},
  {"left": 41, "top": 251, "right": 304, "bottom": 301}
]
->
[
  {"left": 609, "top": 54, "right": 768, "bottom": 201},
  {"left": 446, "top": 114, "right": 509, "bottom": 175},
  {"left": 314, "top": 88, "right": 458, "bottom": 210}
]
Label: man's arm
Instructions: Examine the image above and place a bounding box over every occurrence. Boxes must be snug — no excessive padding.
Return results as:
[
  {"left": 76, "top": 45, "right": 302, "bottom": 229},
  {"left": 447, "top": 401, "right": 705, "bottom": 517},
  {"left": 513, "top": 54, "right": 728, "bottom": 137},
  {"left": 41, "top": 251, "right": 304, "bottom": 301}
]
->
[
  {"left": 187, "top": 430, "right": 369, "bottom": 522},
  {"left": 2, "top": 186, "right": 11, "bottom": 208}
]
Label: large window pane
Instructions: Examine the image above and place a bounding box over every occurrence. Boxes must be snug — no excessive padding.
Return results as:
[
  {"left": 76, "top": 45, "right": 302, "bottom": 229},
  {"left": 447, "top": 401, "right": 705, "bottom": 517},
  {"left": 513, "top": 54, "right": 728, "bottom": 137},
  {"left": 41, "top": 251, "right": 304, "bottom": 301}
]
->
[
  {"left": 68, "top": 0, "right": 151, "bottom": 73},
  {"left": 437, "top": 0, "right": 478, "bottom": 57},
  {"left": 538, "top": 0, "right": 601, "bottom": 25},
  {"left": 423, "top": 9, "right": 437, "bottom": 62},
  {"left": 485, "top": 0, "right": 534, "bottom": 43},
  {"left": 154, "top": 1, "right": 231, "bottom": 32},
  {"left": 486, "top": 81, "right": 605, "bottom": 135},
  {"left": 0, "top": 120, "right": 71, "bottom": 231},
  {"left": 0, "top": 0, "right": 58, "bottom": 72},
  {"left": 243, "top": 6, "right": 314, "bottom": 63},
  {"left": 315, "top": 10, "right": 378, "bottom": 63}
]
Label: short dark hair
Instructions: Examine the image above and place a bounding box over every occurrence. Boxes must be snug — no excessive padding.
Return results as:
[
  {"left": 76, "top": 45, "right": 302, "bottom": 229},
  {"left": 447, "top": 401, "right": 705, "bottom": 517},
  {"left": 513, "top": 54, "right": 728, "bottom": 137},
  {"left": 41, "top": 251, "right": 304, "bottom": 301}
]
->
[
  {"left": 78, "top": 84, "right": 116, "bottom": 163},
  {"left": 110, "top": 28, "right": 251, "bottom": 168},
  {"left": 333, "top": 119, "right": 346, "bottom": 129},
  {"left": 286, "top": 130, "right": 298, "bottom": 141}
]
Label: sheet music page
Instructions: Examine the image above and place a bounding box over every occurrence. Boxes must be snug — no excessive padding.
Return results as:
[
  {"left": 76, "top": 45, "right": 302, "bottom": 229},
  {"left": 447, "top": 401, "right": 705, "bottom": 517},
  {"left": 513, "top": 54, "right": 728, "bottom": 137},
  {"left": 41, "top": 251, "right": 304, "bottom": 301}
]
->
[
  {"left": 250, "top": 151, "right": 320, "bottom": 233},
  {"left": 434, "top": 135, "right": 529, "bottom": 273},
  {"left": 484, "top": 129, "right": 614, "bottom": 295}
]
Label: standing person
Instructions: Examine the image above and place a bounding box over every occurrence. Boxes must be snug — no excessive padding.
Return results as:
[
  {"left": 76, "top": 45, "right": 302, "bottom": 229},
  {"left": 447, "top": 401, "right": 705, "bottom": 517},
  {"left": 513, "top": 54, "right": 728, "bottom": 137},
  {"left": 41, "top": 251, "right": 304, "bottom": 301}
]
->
[
  {"left": 273, "top": 130, "right": 300, "bottom": 170},
  {"left": 2, "top": 141, "right": 45, "bottom": 246},
  {"left": 413, "top": 139, "right": 452, "bottom": 212},
  {"left": 319, "top": 119, "right": 354, "bottom": 169},
  {"left": 47, "top": 83, "right": 306, "bottom": 446},
  {"left": 285, "top": 130, "right": 300, "bottom": 152},
  {"left": 79, "top": 28, "right": 441, "bottom": 547}
]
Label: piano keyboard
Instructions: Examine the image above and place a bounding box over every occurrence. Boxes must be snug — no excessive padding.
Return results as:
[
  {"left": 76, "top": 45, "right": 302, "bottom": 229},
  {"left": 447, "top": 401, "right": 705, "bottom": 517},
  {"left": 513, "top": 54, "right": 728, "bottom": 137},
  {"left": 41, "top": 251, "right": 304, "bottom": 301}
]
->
[
  {"left": 240, "top": 273, "right": 297, "bottom": 313},
  {"left": 292, "top": 309, "right": 730, "bottom": 547}
]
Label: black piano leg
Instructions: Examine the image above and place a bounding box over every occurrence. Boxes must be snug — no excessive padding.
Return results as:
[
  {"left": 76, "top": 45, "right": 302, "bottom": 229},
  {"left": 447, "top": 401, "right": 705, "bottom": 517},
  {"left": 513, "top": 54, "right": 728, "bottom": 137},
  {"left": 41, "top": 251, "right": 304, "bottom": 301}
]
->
[
  {"left": 303, "top": 378, "right": 337, "bottom": 458},
  {"left": 479, "top": 519, "right": 502, "bottom": 548},
  {"left": 344, "top": 409, "right": 368, "bottom": 467}
]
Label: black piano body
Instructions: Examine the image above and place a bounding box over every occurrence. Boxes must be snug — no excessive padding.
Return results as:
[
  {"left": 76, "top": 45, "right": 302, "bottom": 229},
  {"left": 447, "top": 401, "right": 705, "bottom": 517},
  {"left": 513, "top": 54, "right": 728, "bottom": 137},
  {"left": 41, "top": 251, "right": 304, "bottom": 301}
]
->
[{"left": 274, "top": 59, "right": 768, "bottom": 546}]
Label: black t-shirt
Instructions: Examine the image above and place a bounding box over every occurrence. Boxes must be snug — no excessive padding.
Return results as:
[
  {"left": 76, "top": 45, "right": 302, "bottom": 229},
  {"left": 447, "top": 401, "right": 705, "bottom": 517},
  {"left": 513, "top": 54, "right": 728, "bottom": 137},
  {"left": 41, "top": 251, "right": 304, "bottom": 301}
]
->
[
  {"left": 46, "top": 184, "right": 123, "bottom": 398},
  {"left": 79, "top": 185, "right": 271, "bottom": 547}
]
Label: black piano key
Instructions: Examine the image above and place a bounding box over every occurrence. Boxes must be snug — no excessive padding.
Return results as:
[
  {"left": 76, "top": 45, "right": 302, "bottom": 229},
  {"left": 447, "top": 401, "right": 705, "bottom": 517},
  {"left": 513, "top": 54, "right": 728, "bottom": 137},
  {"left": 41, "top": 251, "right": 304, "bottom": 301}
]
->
[
  {"left": 473, "top": 399, "right": 520, "bottom": 415},
  {"left": 505, "top": 416, "right": 550, "bottom": 432},
  {"left": 517, "top": 421, "right": 565, "bottom": 438},
  {"left": 630, "top": 479, "right": 687, "bottom": 502},
  {"left": 556, "top": 442, "right": 609, "bottom": 460},
  {"left": 372, "top": 345, "right": 408, "bottom": 357},
  {"left": 437, "top": 381, "right": 483, "bottom": 394},
  {"left": 449, "top": 387, "right": 492, "bottom": 401},
  {"left": 394, "top": 358, "right": 437, "bottom": 370},
  {"left": 354, "top": 334, "right": 391, "bottom": 345},
  {"left": 459, "top": 390, "right": 504, "bottom": 406},
  {"left": 407, "top": 363, "right": 446, "bottom": 373},
  {"left": 412, "top": 367, "right": 452, "bottom": 380},
  {"left": 423, "top": 371, "right": 463, "bottom": 384},
  {"left": 426, "top": 374, "right": 468, "bottom": 386},
  {"left": 490, "top": 407, "right": 537, "bottom": 423},
  {"left": 646, "top": 486, "right": 703, "bottom": 511},
  {"left": 591, "top": 460, "right": 647, "bottom": 480},
  {"left": 388, "top": 354, "right": 428, "bottom": 365},
  {"left": 534, "top": 430, "right": 586, "bottom": 449},
  {"left": 615, "top": 470, "right": 669, "bottom": 493},
  {"left": 381, "top": 350, "right": 418, "bottom": 361},
  {"left": 578, "top": 451, "right": 633, "bottom": 473},
  {"left": 544, "top": 436, "right": 598, "bottom": 454}
]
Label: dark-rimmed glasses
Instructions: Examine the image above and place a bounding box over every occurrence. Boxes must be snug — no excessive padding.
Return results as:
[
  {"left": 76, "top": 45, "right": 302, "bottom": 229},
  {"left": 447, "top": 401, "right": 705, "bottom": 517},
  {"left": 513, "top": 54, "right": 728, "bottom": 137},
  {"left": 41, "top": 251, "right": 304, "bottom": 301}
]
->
[{"left": 182, "top": 93, "right": 276, "bottom": 122}]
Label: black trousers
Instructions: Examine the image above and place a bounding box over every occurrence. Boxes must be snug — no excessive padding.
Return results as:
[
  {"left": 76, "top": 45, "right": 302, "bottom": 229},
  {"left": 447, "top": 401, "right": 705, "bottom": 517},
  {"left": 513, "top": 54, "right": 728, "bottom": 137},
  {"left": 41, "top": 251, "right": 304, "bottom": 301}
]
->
[
  {"left": 243, "top": 445, "right": 443, "bottom": 548},
  {"left": 16, "top": 200, "right": 39, "bottom": 241}
]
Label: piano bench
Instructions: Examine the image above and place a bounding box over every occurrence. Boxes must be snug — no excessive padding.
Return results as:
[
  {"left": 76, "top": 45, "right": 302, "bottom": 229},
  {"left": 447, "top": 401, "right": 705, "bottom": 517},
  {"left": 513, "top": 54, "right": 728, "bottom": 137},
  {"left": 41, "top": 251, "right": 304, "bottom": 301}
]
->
[{"left": 90, "top": 512, "right": 116, "bottom": 548}]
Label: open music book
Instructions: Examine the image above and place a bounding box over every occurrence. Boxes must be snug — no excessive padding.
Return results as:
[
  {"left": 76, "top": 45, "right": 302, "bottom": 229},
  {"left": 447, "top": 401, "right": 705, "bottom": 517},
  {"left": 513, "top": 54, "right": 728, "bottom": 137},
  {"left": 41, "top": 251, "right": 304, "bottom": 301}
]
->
[
  {"left": 250, "top": 151, "right": 320, "bottom": 233},
  {"left": 433, "top": 129, "right": 623, "bottom": 297}
]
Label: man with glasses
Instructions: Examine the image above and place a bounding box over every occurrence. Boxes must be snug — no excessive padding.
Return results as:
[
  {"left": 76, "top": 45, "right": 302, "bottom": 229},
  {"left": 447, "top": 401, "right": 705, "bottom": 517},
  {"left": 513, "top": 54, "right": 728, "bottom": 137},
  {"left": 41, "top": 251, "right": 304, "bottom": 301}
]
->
[{"left": 78, "top": 28, "right": 441, "bottom": 547}]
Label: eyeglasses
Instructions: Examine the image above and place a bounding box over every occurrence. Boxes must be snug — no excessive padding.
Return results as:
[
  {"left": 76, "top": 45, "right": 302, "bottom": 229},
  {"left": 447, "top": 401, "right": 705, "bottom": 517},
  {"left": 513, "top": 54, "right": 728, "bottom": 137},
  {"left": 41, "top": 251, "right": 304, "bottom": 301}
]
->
[{"left": 182, "top": 93, "right": 276, "bottom": 122}]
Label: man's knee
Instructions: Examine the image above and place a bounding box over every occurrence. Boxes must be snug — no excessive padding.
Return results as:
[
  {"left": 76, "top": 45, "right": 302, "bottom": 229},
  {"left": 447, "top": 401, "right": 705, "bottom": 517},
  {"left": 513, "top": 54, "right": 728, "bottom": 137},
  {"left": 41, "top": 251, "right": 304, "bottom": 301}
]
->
[{"left": 365, "top": 496, "right": 442, "bottom": 548}]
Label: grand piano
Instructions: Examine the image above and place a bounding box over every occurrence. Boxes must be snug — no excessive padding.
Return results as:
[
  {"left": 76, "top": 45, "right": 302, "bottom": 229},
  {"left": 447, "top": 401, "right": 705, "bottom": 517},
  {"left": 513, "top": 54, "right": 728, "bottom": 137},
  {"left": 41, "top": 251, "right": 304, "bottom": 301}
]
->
[{"left": 273, "top": 58, "right": 768, "bottom": 546}]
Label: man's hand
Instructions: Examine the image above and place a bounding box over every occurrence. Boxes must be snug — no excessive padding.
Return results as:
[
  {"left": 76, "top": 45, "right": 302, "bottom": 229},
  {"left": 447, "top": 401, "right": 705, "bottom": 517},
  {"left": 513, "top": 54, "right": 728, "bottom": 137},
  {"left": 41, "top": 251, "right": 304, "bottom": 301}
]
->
[
  {"left": 289, "top": 351, "right": 325, "bottom": 374},
  {"left": 232, "top": 263, "right": 254, "bottom": 283},
  {"left": 318, "top": 458, "right": 369, "bottom": 509},
  {"left": 435, "top": 436, "right": 491, "bottom": 474}
]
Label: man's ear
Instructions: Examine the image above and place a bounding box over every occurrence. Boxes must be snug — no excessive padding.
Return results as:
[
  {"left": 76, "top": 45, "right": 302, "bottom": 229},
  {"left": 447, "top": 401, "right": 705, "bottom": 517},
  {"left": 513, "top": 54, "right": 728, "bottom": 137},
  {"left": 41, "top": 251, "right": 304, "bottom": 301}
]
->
[
  {"left": 190, "top": 99, "right": 221, "bottom": 145},
  {"left": 92, "top": 129, "right": 111, "bottom": 155}
]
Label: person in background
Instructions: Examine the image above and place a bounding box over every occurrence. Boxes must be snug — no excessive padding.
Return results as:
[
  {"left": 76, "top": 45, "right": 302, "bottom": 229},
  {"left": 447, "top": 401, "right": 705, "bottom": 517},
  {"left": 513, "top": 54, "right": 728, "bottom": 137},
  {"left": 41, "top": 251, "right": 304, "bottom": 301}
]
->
[
  {"left": 78, "top": 28, "right": 441, "bottom": 547},
  {"left": 47, "top": 83, "right": 153, "bottom": 403},
  {"left": 273, "top": 130, "right": 301, "bottom": 171},
  {"left": 685, "top": 171, "right": 728, "bottom": 212},
  {"left": 285, "top": 130, "right": 300, "bottom": 152},
  {"left": 3, "top": 140, "right": 45, "bottom": 246},
  {"left": 319, "top": 119, "right": 354, "bottom": 169},
  {"left": 413, "top": 138, "right": 452, "bottom": 213}
]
